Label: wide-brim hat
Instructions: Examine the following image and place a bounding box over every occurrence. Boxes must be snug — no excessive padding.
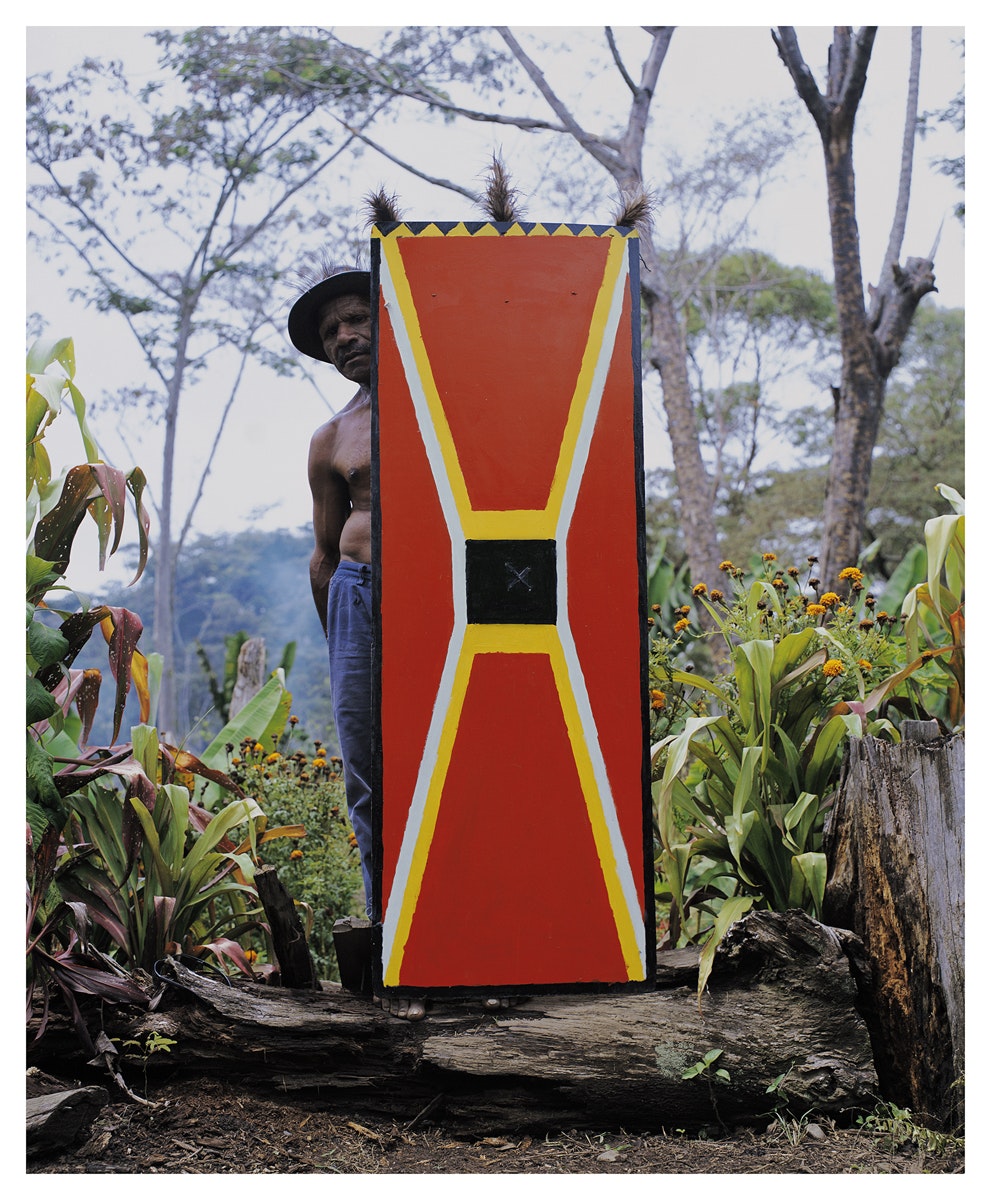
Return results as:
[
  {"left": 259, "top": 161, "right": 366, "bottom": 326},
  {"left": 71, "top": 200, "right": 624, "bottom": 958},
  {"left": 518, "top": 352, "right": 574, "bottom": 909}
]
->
[{"left": 287, "top": 268, "right": 372, "bottom": 364}]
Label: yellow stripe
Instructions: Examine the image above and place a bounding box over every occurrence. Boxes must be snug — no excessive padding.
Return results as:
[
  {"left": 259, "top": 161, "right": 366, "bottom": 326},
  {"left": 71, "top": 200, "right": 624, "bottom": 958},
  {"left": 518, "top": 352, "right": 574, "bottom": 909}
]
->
[
  {"left": 379, "top": 238, "right": 475, "bottom": 528},
  {"left": 382, "top": 629, "right": 474, "bottom": 985},
  {"left": 543, "top": 235, "right": 627, "bottom": 530},
  {"left": 544, "top": 635, "right": 645, "bottom": 980}
]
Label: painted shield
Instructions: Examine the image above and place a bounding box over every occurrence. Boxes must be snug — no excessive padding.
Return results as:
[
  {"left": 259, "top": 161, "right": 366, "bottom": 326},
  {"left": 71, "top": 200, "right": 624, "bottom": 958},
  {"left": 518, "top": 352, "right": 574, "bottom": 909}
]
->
[{"left": 371, "top": 220, "right": 653, "bottom": 996}]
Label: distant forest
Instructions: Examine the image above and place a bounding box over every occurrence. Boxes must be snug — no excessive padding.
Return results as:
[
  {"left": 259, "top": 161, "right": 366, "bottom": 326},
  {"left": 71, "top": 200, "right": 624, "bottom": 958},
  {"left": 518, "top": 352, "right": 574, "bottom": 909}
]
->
[{"left": 78, "top": 528, "right": 335, "bottom": 755}]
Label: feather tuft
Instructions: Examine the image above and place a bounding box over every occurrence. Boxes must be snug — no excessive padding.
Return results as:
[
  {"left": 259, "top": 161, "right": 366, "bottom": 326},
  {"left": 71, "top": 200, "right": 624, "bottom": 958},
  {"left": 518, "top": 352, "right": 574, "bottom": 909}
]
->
[
  {"left": 612, "top": 188, "right": 655, "bottom": 237},
  {"left": 480, "top": 154, "right": 524, "bottom": 223},
  {"left": 364, "top": 187, "right": 405, "bottom": 228}
]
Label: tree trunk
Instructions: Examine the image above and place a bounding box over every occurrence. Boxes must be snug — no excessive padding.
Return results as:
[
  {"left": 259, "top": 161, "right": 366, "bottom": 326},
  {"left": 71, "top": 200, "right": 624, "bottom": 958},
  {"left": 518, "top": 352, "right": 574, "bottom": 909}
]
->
[
  {"left": 229, "top": 637, "right": 267, "bottom": 717},
  {"left": 27, "top": 911, "right": 878, "bottom": 1134},
  {"left": 823, "top": 723, "right": 964, "bottom": 1129},
  {"left": 773, "top": 27, "right": 937, "bottom": 588}
]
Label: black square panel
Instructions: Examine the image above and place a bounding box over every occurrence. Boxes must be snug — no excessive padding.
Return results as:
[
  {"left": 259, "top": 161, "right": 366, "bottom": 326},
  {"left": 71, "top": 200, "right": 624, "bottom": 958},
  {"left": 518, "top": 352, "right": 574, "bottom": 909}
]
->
[{"left": 465, "top": 539, "right": 557, "bottom": 625}]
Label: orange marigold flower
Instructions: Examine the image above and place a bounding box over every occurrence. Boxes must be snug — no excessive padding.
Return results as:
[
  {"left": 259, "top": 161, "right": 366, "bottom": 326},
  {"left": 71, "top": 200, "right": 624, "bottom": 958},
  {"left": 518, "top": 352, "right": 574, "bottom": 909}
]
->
[
  {"left": 771, "top": 578, "right": 787, "bottom": 591},
  {"left": 857, "top": 659, "right": 873, "bottom": 671},
  {"left": 674, "top": 618, "right": 690, "bottom": 633},
  {"left": 650, "top": 689, "right": 667, "bottom": 711},
  {"left": 253, "top": 742, "right": 265, "bottom": 754},
  {"left": 312, "top": 758, "right": 327, "bottom": 770},
  {"left": 290, "top": 848, "right": 303, "bottom": 860},
  {"left": 859, "top": 619, "right": 875, "bottom": 630},
  {"left": 718, "top": 560, "right": 734, "bottom": 572},
  {"left": 787, "top": 566, "right": 800, "bottom": 578},
  {"left": 265, "top": 752, "right": 281, "bottom": 764},
  {"left": 231, "top": 757, "right": 241, "bottom": 766},
  {"left": 647, "top": 616, "right": 655, "bottom": 626},
  {"left": 348, "top": 832, "right": 358, "bottom": 849},
  {"left": 710, "top": 589, "right": 724, "bottom": 602},
  {"left": 838, "top": 566, "right": 864, "bottom": 583},
  {"left": 244, "top": 949, "right": 259, "bottom": 964},
  {"left": 692, "top": 583, "right": 707, "bottom": 597},
  {"left": 823, "top": 658, "right": 845, "bottom": 677},
  {"left": 761, "top": 552, "right": 777, "bottom": 562},
  {"left": 651, "top": 603, "right": 662, "bottom": 614},
  {"left": 806, "top": 603, "right": 827, "bottom": 617},
  {"left": 820, "top": 592, "right": 841, "bottom": 608},
  {"left": 289, "top": 715, "right": 299, "bottom": 726}
]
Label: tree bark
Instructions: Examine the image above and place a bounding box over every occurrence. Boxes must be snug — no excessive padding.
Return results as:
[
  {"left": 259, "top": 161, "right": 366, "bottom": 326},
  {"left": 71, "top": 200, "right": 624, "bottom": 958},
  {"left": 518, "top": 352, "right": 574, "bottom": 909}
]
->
[
  {"left": 229, "top": 636, "right": 267, "bottom": 717},
  {"left": 27, "top": 910, "right": 878, "bottom": 1134},
  {"left": 823, "top": 724, "right": 964, "bottom": 1130},
  {"left": 26, "top": 1086, "right": 109, "bottom": 1157},
  {"left": 254, "top": 864, "right": 321, "bottom": 990}
]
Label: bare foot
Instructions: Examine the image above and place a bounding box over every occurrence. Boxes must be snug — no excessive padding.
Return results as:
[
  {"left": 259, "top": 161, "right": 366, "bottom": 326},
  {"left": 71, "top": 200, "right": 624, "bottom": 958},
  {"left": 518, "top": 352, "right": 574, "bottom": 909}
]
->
[
  {"left": 374, "top": 995, "right": 427, "bottom": 1021},
  {"left": 482, "top": 997, "right": 526, "bottom": 1011}
]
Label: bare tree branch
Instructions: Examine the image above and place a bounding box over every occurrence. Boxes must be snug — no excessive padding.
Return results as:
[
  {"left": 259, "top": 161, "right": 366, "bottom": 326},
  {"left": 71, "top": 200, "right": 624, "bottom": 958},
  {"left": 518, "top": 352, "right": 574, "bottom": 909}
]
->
[{"left": 877, "top": 27, "right": 922, "bottom": 292}]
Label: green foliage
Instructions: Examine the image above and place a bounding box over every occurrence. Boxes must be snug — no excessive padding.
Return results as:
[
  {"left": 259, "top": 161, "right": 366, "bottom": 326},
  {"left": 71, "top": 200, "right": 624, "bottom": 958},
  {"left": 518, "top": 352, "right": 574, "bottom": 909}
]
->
[
  {"left": 26, "top": 338, "right": 151, "bottom": 835},
  {"left": 682, "top": 1047, "right": 730, "bottom": 1082},
  {"left": 224, "top": 735, "right": 365, "bottom": 980},
  {"left": 899, "top": 484, "right": 964, "bottom": 727},
  {"left": 91, "top": 529, "right": 335, "bottom": 754},
  {"left": 25, "top": 336, "right": 297, "bottom": 1048},
  {"left": 856, "top": 1101, "right": 964, "bottom": 1156},
  {"left": 650, "top": 548, "right": 944, "bottom": 975},
  {"left": 59, "top": 724, "right": 267, "bottom": 972}
]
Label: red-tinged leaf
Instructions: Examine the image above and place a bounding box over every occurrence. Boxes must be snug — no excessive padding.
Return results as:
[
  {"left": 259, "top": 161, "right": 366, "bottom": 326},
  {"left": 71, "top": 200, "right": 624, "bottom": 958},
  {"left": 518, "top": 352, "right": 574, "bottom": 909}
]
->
[
  {"left": 56, "top": 863, "right": 131, "bottom": 952},
  {"left": 28, "top": 824, "right": 62, "bottom": 926},
  {"left": 126, "top": 468, "right": 151, "bottom": 585},
  {"left": 34, "top": 606, "right": 112, "bottom": 692},
  {"left": 170, "top": 747, "right": 245, "bottom": 799},
  {"left": 88, "top": 462, "right": 127, "bottom": 565},
  {"left": 75, "top": 669, "right": 103, "bottom": 745},
  {"left": 99, "top": 607, "right": 144, "bottom": 743},
  {"left": 192, "top": 937, "right": 256, "bottom": 979},
  {"left": 53, "top": 747, "right": 150, "bottom": 800},
  {"left": 32, "top": 464, "right": 103, "bottom": 573},
  {"left": 46, "top": 951, "right": 148, "bottom": 1004}
]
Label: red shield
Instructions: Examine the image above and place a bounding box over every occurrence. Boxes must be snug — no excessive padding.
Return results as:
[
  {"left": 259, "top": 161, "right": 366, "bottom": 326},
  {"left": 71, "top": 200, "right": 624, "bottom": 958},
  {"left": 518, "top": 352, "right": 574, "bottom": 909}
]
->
[{"left": 371, "top": 221, "right": 652, "bottom": 994}]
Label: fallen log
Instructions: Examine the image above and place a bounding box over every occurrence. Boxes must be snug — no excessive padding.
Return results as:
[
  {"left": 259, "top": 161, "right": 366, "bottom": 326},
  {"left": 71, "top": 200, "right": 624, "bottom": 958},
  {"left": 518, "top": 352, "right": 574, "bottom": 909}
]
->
[
  {"left": 27, "top": 910, "right": 877, "bottom": 1134},
  {"left": 26, "top": 1086, "right": 109, "bottom": 1157}
]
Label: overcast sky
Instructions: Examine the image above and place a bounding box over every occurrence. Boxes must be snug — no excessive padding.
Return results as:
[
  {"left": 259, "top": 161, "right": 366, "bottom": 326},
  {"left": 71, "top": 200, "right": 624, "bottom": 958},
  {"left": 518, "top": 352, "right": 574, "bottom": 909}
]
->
[{"left": 23, "top": 16, "right": 968, "bottom": 593}]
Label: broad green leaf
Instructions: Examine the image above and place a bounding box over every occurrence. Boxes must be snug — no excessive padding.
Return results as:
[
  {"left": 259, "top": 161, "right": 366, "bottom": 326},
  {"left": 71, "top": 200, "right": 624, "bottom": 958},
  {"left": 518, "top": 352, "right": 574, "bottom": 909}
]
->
[
  {"left": 26, "top": 336, "right": 75, "bottom": 376},
  {"left": 789, "top": 852, "right": 827, "bottom": 917},
  {"left": 697, "top": 894, "right": 753, "bottom": 1008}
]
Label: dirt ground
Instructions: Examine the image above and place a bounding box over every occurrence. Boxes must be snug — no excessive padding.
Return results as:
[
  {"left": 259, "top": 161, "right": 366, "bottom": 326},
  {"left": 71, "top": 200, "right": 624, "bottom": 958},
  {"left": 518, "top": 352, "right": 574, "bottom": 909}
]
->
[{"left": 27, "top": 1069, "right": 964, "bottom": 1177}]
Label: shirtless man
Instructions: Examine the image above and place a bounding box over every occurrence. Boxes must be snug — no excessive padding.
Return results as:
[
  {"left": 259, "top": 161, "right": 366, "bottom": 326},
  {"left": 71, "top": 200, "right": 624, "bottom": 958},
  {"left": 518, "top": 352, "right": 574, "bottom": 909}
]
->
[
  {"left": 291, "top": 266, "right": 519, "bottom": 1022},
  {"left": 290, "top": 267, "right": 427, "bottom": 1021}
]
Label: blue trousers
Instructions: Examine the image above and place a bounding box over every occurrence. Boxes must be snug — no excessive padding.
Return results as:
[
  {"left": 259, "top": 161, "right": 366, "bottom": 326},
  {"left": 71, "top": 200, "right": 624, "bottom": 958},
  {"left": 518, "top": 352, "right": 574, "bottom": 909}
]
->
[{"left": 326, "top": 561, "right": 375, "bottom": 919}]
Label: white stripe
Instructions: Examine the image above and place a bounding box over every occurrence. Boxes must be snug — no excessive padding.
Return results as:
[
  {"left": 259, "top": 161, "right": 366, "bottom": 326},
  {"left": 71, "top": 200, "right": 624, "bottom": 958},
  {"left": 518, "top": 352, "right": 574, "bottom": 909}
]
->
[
  {"left": 555, "top": 254, "right": 646, "bottom": 972},
  {"left": 378, "top": 253, "right": 466, "bottom": 969}
]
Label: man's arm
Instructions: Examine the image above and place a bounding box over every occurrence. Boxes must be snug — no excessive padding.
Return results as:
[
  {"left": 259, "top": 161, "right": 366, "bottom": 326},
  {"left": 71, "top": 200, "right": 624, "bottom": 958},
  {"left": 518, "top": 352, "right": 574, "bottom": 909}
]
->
[{"left": 308, "top": 423, "right": 350, "bottom": 635}]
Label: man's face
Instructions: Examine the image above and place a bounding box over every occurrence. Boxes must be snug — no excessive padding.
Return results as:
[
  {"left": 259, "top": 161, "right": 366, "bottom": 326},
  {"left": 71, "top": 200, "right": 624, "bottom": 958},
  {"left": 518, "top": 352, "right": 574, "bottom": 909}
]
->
[{"left": 318, "top": 293, "right": 372, "bottom": 384}]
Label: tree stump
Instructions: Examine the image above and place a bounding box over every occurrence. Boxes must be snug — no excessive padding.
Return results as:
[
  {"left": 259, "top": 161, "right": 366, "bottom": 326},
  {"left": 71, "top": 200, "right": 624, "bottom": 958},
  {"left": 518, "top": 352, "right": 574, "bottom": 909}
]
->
[
  {"left": 229, "top": 636, "right": 266, "bottom": 717},
  {"left": 824, "top": 723, "right": 964, "bottom": 1129},
  {"left": 254, "top": 864, "right": 321, "bottom": 990},
  {"left": 26, "top": 911, "right": 878, "bottom": 1134}
]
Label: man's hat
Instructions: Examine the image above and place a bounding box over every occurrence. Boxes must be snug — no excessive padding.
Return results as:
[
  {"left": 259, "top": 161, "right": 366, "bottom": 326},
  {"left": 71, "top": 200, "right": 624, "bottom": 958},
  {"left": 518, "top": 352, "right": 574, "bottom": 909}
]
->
[{"left": 287, "top": 267, "right": 371, "bottom": 364}]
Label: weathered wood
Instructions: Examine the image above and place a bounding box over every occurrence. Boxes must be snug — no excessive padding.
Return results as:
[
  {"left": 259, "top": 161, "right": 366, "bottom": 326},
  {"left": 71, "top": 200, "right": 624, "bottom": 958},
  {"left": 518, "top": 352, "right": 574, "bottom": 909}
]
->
[
  {"left": 26, "top": 1086, "right": 109, "bottom": 1156},
  {"left": 229, "top": 636, "right": 266, "bottom": 717},
  {"left": 254, "top": 864, "right": 321, "bottom": 990},
  {"left": 824, "top": 727, "right": 964, "bottom": 1129},
  {"left": 27, "top": 911, "right": 877, "bottom": 1134}
]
